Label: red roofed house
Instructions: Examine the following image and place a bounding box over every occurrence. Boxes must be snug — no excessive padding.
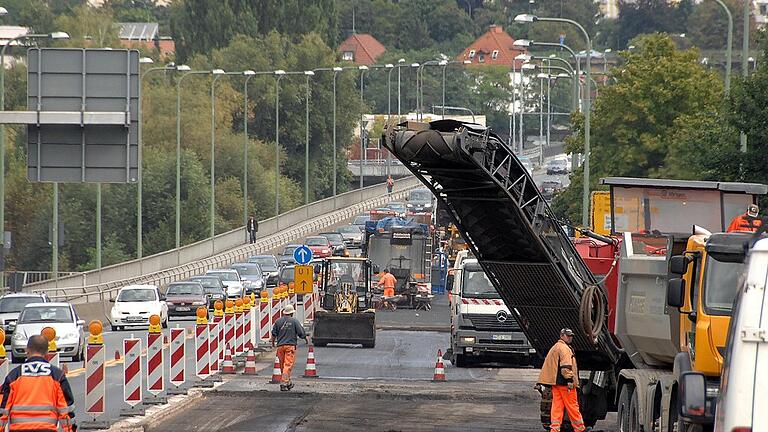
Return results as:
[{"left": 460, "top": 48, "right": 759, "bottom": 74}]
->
[
  {"left": 338, "top": 33, "right": 386, "bottom": 65},
  {"left": 458, "top": 25, "right": 527, "bottom": 69}
]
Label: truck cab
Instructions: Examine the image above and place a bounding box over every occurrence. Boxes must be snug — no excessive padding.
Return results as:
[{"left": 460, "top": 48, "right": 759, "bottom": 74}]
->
[{"left": 449, "top": 258, "right": 535, "bottom": 367}]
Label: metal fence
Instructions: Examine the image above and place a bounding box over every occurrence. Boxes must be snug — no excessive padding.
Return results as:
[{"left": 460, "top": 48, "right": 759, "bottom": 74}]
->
[{"left": 24, "top": 177, "right": 419, "bottom": 304}]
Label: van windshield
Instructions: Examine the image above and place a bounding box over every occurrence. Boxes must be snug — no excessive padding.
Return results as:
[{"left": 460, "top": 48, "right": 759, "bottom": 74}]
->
[
  {"left": 461, "top": 270, "right": 500, "bottom": 299},
  {"left": 703, "top": 256, "right": 744, "bottom": 316},
  {"left": 409, "top": 190, "right": 432, "bottom": 203}
]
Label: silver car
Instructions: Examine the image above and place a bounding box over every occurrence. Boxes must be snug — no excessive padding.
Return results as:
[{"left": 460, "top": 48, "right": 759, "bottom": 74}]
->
[
  {"left": 0, "top": 293, "right": 50, "bottom": 348},
  {"left": 11, "top": 303, "right": 85, "bottom": 363},
  {"left": 206, "top": 269, "right": 245, "bottom": 298}
]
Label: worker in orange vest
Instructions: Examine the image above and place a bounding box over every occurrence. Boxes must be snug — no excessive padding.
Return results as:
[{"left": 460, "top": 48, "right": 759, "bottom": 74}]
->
[
  {"left": 377, "top": 269, "right": 397, "bottom": 310},
  {"left": 0, "top": 335, "right": 76, "bottom": 431},
  {"left": 727, "top": 204, "right": 761, "bottom": 233},
  {"left": 535, "top": 328, "right": 586, "bottom": 432}
]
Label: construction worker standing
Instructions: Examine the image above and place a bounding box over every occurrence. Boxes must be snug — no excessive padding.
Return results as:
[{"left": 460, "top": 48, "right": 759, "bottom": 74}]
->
[
  {"left": 271, "top": 304, "right": 309, "bottom": 391},
  {"left": 535, "top": 328, "right": 585, "bottom": 432},
  {"left": 0, "top": 335, "right": 76, "bottom": 431},
  {"left": 377, "top": 269, "right": 397, "bottom": 310},
  {"left": 727, "top": 204, "right": 761, "bottom": 233}
]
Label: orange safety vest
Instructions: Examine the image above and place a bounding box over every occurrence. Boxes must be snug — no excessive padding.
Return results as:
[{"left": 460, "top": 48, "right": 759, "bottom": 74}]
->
[
  {"left": 726, "top": 213, "right": 762, "bottom": 233},
  {"left": 0, "top": 358, "right": 75, "bottom": 432},
  {"left": 379, "top": 273, "right": 396, "bottom": 297}
]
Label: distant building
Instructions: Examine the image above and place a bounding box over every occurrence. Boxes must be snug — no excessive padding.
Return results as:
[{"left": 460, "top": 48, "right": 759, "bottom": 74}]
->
[
  {"left": 117, "top": 22, "right": 175, "bottom": 59},
  {"left": 457, "top": 25, "right": 527, "bottom": 69},
  {"left": 596, "top": 0, "right": 620, "bottom": 19},
  {"left": 338, "top": 33, "right": 386, "bottom": 65},
  {"left": 0, "top": 26, "right": 33, "bottom": 68}
]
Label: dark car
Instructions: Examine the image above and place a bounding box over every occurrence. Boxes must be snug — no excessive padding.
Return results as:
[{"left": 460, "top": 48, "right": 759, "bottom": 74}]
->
[
  {"left": 164, "top": 282, "right": 207, "bottom": 318},
  {"left": 319, "top": 232, "right": 348, "bottom": 257},
  {"left": 231, "top": 262, "right": 265, "bottom": 294},
  {"left": 352, "top": 215, "right": 370, "bottom": 229},
  {"left": 545, "top": 159, "right": 569, "bottom": 175},
  {"left": 0, "top": 293, "right": 50, "bottom": 347},
  {"left": 248, "top": 255, "right": 279, "bottom": 287},
  {"left": 279, "top": 244, "right": 302, "bottom": 266},
  {"left": 540, "top": 180, "right": 563, "bottom": 200},
  {"left": 406, "top": 188, "right": 434, "bottom": 213},
  {"left": 188, "top": 276, "right": 226, "bottom": 309}
]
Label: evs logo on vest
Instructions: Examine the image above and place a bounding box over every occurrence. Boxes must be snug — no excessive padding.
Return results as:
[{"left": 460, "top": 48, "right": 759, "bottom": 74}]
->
[{"left": 21, "top": 361, "right": 52, "bottom": 376}]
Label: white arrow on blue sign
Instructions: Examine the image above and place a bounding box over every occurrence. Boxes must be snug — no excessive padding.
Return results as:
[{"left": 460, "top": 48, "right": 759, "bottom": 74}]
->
[{"left": 293, "top": 245, "right": 313, "bottom": 265}]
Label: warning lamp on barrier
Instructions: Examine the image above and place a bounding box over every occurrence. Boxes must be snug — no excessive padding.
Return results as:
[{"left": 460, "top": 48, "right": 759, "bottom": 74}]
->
[
  {"left": 148, "top": 314, "right": 162, "bottom": 334},
  {"left": 88, "top": 320, "right": 104, "bottom": 345},
  {"left": 213, "top": 300, "right": 224, "bottom": 318},
  {"left": 0, "top": 329, "right": 6, "bottom": 359},
  {"left": 196, "top": 307, "right": 208, "bottom": 325},
  {"left": 235, "top": 298, "right": 244, "bottom": 313},
  {"left": 260, "top": 291, "right": 269, "bottom": 302},
  {"left": 225, "top": 299, "right": 235, "bottom": 314},
  {"left": 243, "top": 296, "right": 251, "bottom": 307},
  {"left": 41, "top": 326, "right": 57, "bottom": 352}
]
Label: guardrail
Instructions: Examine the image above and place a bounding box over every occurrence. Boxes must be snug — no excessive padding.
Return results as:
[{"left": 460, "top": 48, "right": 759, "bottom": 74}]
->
[{"left": 25, "top": 177, "right": 420, "bottom": 303}]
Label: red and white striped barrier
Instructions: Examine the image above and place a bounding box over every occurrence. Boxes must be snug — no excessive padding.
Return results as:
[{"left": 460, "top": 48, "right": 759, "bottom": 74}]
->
[
  {"left": 235, "top": 309, "right": 244, "bottom": 355},
  {"left": 460, "top": 298, "right": 505, "bottom": 306},
  {"left": 304, "top": 292, "right": 315, "bottom": 322},
  {"left": 221, "top": 345, "right": 235, "bottom": 374},
  {"left": 0, "top": 356, "right": 8, "bottom": 385},
  {"left": 44, "top": 351, "right": 60, "bottom": 368},
  {"left": 224, "top": 312, "right": 235, "bottom": 357},
  {"left": 214, "top": 315, "right": 224, "bottom": 362},
  {"left": 146, "top": 332, "right": 164, "bottom": 397},
  {"left": 123, "top": 338, "right": 142, "bottom": 407},
  {"left": 195, "top": 324, "right": 210, "bottom": 380},
  {"left": 169, "top": 328, "right": 185, "bottom": 391},
  {"left": 243, "top": 305, "right": 253, "bottom": 351},
  {"left": 208, "top": 322, "right": 219, "bottom": 373},
  {"left": 259, "top": 298, "right": 271, "bottom": 344},
  {"left": 85, "top": 344, "right": 105, "bottom": 416},
  {"left": 271, "top": 296, "right": 281, "bottom": 327}
]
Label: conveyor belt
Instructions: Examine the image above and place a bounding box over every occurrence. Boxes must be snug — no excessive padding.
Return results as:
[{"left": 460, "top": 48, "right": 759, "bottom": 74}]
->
[{"left": 384, "top": 120, "right": 620, "bottom": 369}]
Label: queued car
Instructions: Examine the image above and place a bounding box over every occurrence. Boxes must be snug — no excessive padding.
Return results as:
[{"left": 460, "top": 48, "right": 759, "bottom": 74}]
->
[
  {"left": 304, "top": 236, "right": 333, "bottom": 258},
  {"left": 406, "top": 188, "right": 434, "bottom": 213},
  {"left": 545, "top": 158, "right": 569, "bottom": 175},
  {"left": 540, "top": 180, "right": 563, "bottom": 201},
  {"left": 337, "top": 225, "right": 363, "bottom": 248},
  {"left": 188, "top": 275, "right": 227, "bottom": 309},
  {"left": 164, "top": 282, "right": 207, "bottom": 318},
  {"left": 109, "top": 285, "right": 168, "bottom": 331},
  {"left": 352, "top": 215, "right": 370, "bottom": 229},
  {"left": 0, "top": 293, "right": 50, "bottom": 348},
  {"left": 11, "top": 302, "right": 85, "bottom": 363},
  {"left": 230, "top": 262, "right": 265, "bottom": 294},
  {"left": 248, "top": 255, "right": 279, "bottom": 287},
  {"left": 318, "top": 232, "right": 349, "bottom": 257},
  {"left": 279, "top": 244, "right": 302, "bottom": 266},
  {"left": 205, "top": 269, "right": 245, "bottom": 299},
  {"left": 386, "top": 202, "right": 407, "bottom": 217}
]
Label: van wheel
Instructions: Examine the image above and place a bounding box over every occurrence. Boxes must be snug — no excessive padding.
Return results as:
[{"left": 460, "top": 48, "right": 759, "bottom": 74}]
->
[
  {"left": 452, "top": 353, "right": 468, "bottom": 367},
  {"left": 628, "top": 390, "right": 642, "bottom": 432},
  {"left": 617, "top": 385, "right": 633, "bottom": 432}
]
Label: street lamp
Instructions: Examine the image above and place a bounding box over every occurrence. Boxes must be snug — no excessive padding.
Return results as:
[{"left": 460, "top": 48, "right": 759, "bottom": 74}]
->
[
  {"left": 175, "top": 69, "right": 211, "bottom": 248},
  {"left": 516, "top": 13, "right": 593, "bottom": 227},
  {"left": 358, "top": 65, "right": 369, "bottom": 190},
  {"left": 303, "top": 70, "right": 314, "bottom": 205},
  {"left": 439, "top": 60, "right": 470, "bottom": 119},
  {"left": 274, "top": 69, "right": 286, "bottom": 218},
  {"left": 416, "top": 60, "right": 441, "bottom": 120},
  {"left": 515, "top": 39, "right": 580, "bottom": 112},
  {"left": 208, "top": 68, "right": 227, "bottom": 238},
  {"left": 137, "top": 60, "right": 189, "bottom": 259},
  {"left": 0, "top": 30, "right": 70, "bottom": 279}
]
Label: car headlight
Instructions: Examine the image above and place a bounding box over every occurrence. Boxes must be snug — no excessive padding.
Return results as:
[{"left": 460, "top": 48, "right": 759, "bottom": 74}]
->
[
  {"left": 6, "top": 323, "right": 16, "bottom": 332},
  {"left": 322, "top": 249, "right": 330, "bottom": 254},
  {"left": 460, "top": 336, "right": 476, "bottom": 344},
  {"left": 192, "top": 301, "right": 206, "bottom": 306},
  {"left": 425, "top": 203, "right": 432, "bottom": 207},
  {"left": 406, "top": 203, "right": 413, "bottom": 207},
  {"left": 255, "top": 280, "right": 264, "bottom": 288},
  {"left": 12, "top": 332, "right": 26, "bottom": 342}
]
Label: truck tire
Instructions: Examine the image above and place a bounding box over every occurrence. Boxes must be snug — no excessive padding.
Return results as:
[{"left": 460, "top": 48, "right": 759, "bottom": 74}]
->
[
  {"left": 617, "top": 384, "right": 633, "bottom": 432},
  {"left": 453, "top": 353, "right": 468, "bottom": 367},
  {"left": 629, "top": 390, "right": 642, "bottom": 432}
]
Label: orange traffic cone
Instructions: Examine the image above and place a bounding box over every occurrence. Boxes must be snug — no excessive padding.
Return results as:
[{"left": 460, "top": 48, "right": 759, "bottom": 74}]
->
[
  {"left": 243, "top": 346, "right": 257, "bottom": 375},
  {"left": 221, "top": 344, "right": 235, "bottom": 374},
  {"left": 303, "top": 346, "right": 318, "bottom": 378},
  {"left": 432, "top": 349, "right": 446, "bottom": 382},
  {"left": 269, "top": 356, "right": 282, "bottom": 384}
]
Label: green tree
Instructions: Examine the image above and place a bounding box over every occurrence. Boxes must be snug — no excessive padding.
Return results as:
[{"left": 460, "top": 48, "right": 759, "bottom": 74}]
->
[
  {"left": 611, "top": 0, "right": 694, "bottom": 49},
  {"left": 687, "top": 0, "right": 756, "bottom": 50},
  {"left": 54, "top": 5, "right": 121, "bottom": 47},
  {"left": 1, "top": 0, "right": 55, "bottom": 32}
]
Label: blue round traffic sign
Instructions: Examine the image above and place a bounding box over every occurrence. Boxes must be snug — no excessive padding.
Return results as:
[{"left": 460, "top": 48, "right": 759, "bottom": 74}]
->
[{"left": 294, "top": 245, "right": 313, "bottom": 265}]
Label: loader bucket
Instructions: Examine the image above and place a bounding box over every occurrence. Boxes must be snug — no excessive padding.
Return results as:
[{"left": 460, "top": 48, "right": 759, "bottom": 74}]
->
[{"left": 312, "top": 311, "right": 376, "bottom": 348}]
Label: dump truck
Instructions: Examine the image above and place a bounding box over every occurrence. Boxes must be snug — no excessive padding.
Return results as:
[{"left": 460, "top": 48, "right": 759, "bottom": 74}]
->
[
  {"left": 383, "top": 119, "right": 766, "bottom": 431},
  {"left": 312, "top": 257, "right": 376, "bottom": 348}
]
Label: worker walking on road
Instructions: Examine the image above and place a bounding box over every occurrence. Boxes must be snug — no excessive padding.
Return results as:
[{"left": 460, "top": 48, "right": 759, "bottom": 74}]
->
[
  {"left": 0, "top": 335, "right": 76, "bottom": 431},
  {"left": 247, "top": 215, "right": 259, "bottom": 244},
  {"left": 535, "top": 328, "right": 585, "bottom": 432},
  {"left": 727, "top": 204, "right": 761, "bottom": 233},
  {"left": 271, "top": 304, "right": 309, "bottom": 391},
  {"left": 377, "top": 269, "right": 397, "bottom": 310}
]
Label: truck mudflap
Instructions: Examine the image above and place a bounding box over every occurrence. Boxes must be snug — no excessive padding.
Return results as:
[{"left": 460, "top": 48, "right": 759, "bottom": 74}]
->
[{"left": 312, "top": 310, "right": 376, "bottom": 348}]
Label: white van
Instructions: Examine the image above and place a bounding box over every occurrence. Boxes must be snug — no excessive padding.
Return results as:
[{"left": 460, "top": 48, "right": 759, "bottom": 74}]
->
[
  {"left": 448, "top": 258, "right": 535, "bottom": 367},
  {"left": 681, "top": 238, "right": 768, "bottom": 432}
]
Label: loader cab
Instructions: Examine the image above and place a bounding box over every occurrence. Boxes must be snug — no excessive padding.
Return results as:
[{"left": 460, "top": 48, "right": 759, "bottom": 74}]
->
[{"left": 320, "top": 258, "right": 372, "bottom": 311}]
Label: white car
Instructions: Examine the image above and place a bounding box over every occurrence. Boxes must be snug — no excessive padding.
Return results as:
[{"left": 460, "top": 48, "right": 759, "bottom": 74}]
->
[
  {"left": 206, "top": 269, "right": 245, "bottom": 298},
  {"left": 11, "top": 303, "right": 85, "bottom": 363},
  {"left": 109, "top": 284, "right": 168, "bottom": 331}
]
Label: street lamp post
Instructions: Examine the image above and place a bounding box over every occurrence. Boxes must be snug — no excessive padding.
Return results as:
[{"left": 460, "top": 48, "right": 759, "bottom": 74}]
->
[
  {"left": 516, "top": 14, "right": 593, "bottom": 227},
  {"left": 304, "top": 70, "right": 314, "bottom": 205},
  {"left": 274, "top": 70, "right": 286, "bottom": 219},
  {"left": 312, "top": 67, "right": 343, "bottom": 197},
  {"left": 741, "top": 0, "right": 748, "bottom": 152},
  {"left": 358, "top": 65, "right": 368, "bottom": 190},
  {"left": 440, "top": 60, "right": 471, "bottom": 120},
  {"left": 176, "top": 69, "right": 211, "bottom": 249},
  {"left": 417, "top": 60, "right": 440, "bottom": 120},
  {"left": 385, "top": 63, "right": 395, "bottom": 177},
  {"left": 0, "top": 30, "right": 68, "bottom": 280}
]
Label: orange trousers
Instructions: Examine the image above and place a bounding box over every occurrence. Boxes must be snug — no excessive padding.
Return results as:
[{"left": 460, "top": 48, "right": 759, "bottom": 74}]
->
[
  {"left": 276, "top": 345, "right": 297, "bottom": 384},
  {"left": 550, "top": 385, "right": 585, "bottom": 432}
]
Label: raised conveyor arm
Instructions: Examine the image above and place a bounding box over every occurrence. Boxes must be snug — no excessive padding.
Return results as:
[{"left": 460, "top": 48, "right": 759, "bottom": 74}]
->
[{"left": 384, "top": 120, "right": 621, "bottom": 369}]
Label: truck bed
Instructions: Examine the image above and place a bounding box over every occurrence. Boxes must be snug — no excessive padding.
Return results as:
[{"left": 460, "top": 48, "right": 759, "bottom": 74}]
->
[{"left": 383, "top": 120, "right": 621, "bottom": 369}]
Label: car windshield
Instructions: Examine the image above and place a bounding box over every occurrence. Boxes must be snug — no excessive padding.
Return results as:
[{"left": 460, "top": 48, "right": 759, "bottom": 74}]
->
[
  {"left": 703, "top": 256, "right": 744, "bottom": 316},
  {"left": 166, "top": 284, "right": 203, "bottom": 296},
  {"left": 338, "top": 226, "right": 359, "bottom": 234},
  {"left": 232, "top": 264, "right": 262, "bottom": 276},
  {"left": 190, "top": 277, "right": 221, "bottom": 288},
  {"left": 353, "top": 216, "right": 369, "bottom": 225},
  {"left": 282, "top": 246, "right": 298, "bottom": 256},
  {"left": 279, "top": 267, "right": 295, "bottom": 282},
  {"left": 542, "top": 182, "right": 561, "bottom": 188},
  {"left": 0, "top": 296, "right": 43, "bottom": 313},
  {"left": 306, "top": 237, "right": 328, "bottom": 246},
  {"left": 208, "top": 271, "right": 239, "bottom": 281},
  {"left": 19, "top": 306, "right": 72, "bottom": 324},
  {"left": 409, "top": 190, "right": 432, "bottom": 202},
  {"left": 461, "top": 270, "right": 500, "bottom": 299},
  {"left": 248, "top": 256, "right": 278, "bottom": 271},
  {"left": 117, "top": 289, "right": 156, "bottom": 302},
  {"left": 321, "top": 234, "right": 344, "bottom": 244}
]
